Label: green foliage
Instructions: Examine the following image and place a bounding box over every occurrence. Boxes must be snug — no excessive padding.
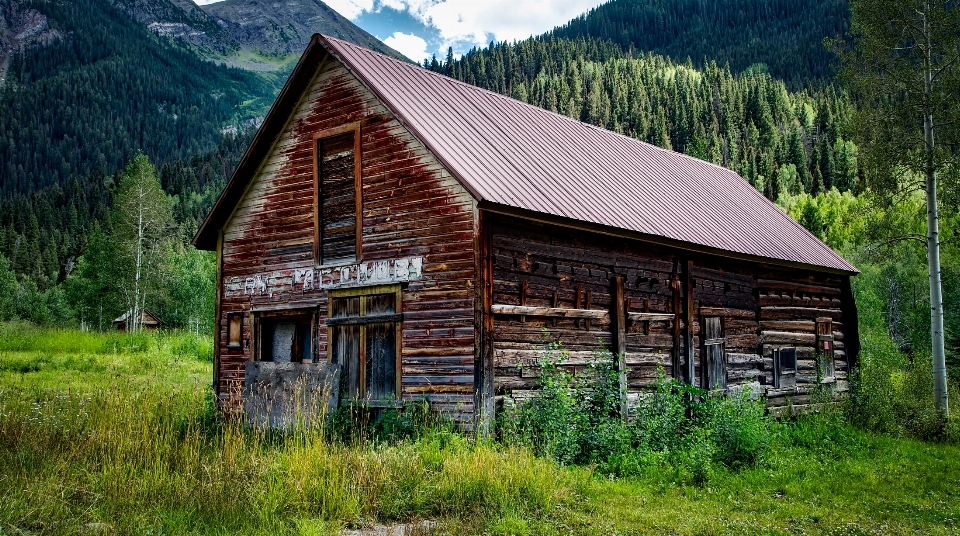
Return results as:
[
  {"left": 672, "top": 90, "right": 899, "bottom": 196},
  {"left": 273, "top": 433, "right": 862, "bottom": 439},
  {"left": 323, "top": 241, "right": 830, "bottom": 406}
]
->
[
  {"left": 499, "top": 345, "right": 772, "bottom": 482},
  {"left": 703, "top": 391, "right": 772, "bottom": 468},
  {"left": 329, "top": 399, "right": 443, "bottom": 445},
  {"left": 433, "top": 37, "right": 858, "bottom": 204},
  {"left": 550, "top": 0, "right": 849, "bottom": 86},
  {"left": 0, "top": 128, "right": 251, "bottom": 309},
  {"left": 4, "top": 325, "right": 960, "bottom": 533},
  {"left": 0, "top": 0, "right": 270, "bottom": 198},
  {"left": 846, "top": 320, "right": 960, "bottom": 442}
]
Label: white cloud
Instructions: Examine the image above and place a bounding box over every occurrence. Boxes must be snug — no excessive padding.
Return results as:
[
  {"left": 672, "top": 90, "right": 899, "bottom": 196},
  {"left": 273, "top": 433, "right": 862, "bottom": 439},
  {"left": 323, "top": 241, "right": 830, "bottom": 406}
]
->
[
  {"left": 384, "top": 31, "right": 430, "bottom": 62},
  {"left": 385, "top": 0, "right": 602, "bottom": 49},
  {"left": 318, "top": 0, "right": 376, "bottom": 19}
]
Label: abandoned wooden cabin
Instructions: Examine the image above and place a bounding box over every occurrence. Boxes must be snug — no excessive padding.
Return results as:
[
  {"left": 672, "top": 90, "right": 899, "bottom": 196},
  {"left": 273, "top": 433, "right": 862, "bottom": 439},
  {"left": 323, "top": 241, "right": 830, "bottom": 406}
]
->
[
  {"left": 193, "top": 34, "right": 860, "bottom": 429},
  {"left": 113, "top": 309, "right": 163, "bottom": 332}
]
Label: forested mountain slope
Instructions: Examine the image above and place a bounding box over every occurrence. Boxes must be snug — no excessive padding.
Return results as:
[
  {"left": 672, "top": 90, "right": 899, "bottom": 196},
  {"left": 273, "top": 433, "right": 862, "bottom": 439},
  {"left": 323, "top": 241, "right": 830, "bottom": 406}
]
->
[
  {"left": 111, "top": 0, "right": 405, "bottom": 64},
  {"left": 0, "top": 0, "right": 269, "bottom": 197},
  {"left": 550, "top": 0, "right": 850, "bottom": 85},
  {"left": 431, "top": 38, "right": 859, "bottom": 202}
]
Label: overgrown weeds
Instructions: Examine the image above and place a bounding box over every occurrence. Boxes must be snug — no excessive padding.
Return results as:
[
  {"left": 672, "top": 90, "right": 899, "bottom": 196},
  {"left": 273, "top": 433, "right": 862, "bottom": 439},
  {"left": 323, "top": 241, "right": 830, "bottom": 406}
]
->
[
  {"left": 0, "top": 383, "right": 577, "bottom": 534},
  {"left": 846, "top": 320, "right": 960, "bottom": 443},
  {"left": 497, "top": 344, "right": 772, "bottom": 484}
]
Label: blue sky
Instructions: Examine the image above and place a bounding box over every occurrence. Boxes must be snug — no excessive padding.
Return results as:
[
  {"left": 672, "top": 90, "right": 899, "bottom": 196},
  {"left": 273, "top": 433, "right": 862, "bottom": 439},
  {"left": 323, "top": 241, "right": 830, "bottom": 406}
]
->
[{"left": 194, "top": 0, "right": 606, "bottom": 63}]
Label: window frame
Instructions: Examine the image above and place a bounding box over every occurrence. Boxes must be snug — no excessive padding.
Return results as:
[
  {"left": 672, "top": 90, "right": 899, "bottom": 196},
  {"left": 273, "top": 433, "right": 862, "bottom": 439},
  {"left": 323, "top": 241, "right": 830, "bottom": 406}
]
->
[
  {"left": 251, "top": 308, "right": 318, "bottom": 363},
  {"left": 773, "top": 346, "right": 797, "bottom": 389},
  {"left": 226, "top": 312, "right": 243, "bottom": 349},
  {"left": 816, "top": 317, "right": 836, "bottom": 379},
  {"left": 313, "top": 122, "right": 363, "bottom": 268},
  {"left": 327, "top": 284, "right": 403, "bottom": 403}
]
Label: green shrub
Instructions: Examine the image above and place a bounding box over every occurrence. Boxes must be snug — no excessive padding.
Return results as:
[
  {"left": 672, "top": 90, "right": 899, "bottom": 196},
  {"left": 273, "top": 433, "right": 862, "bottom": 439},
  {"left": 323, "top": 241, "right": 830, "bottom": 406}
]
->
[
  {"left": 329, "top": 399, "right": 442, "bottom": 445},
  {"left": 498, "top": 343, "right": 771, "bottom": 479},
  {"left": 847, "top": 324, "right": 960, "bottom": 442},
  {"left": 703, "top": 390, "right": 772, "bottom": 468}
]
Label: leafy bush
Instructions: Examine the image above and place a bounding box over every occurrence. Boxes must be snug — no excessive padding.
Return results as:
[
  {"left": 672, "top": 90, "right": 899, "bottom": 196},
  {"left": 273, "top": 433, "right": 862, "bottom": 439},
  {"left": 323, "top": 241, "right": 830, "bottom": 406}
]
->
[
  {"left": 498, "top": 344, "right": 772, "bottom": 481},
  {"left": 847, "top": 320, "right": 960, "bottom": 442},
  {"left": 703, "top": 390, "right": 771, "bottom": 468}
]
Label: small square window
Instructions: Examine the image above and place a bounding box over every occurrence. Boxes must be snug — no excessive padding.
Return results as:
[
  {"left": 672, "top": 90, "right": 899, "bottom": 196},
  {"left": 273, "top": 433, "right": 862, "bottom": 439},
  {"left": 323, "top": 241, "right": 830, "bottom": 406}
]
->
[
  {"left": 256, "top": 313, "right": 315, "bottom": 364},
  {"left": 227, "top": 313, "right": 243, "bottom": 348},
  {"left": 773, "top": 347, "right": 797, "bottom": 389}
]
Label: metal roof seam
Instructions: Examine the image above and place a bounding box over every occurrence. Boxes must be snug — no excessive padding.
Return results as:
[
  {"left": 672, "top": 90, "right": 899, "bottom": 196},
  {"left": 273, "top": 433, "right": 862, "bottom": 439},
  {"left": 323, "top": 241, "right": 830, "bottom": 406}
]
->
[{"left": 312, "top": 36, "right": 856, "bottom": 273}]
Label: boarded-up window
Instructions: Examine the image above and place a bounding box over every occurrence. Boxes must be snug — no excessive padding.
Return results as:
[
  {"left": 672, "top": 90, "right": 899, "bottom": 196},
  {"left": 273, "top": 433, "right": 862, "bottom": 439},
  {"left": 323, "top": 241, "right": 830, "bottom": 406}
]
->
[
  {"left": 702, "top": 316, "right": 726, "bottom": 390},
  {"left": 773, "top": 347, "right": 797, "bottom": 389},
  {"left": 315, "top": 127, "right": 360, "bottom": 265},
  {"left": 328, "top": 286, "right": 402, "bottom": 403},
  {"left": 257, "top": 313, "right": 315, "bottom": 363},
  {"left": 817, "top": 318, "right": 835, "bottom": 378},
  {"left": 227, "top": 313, "right": 242, "bottom": 347}
]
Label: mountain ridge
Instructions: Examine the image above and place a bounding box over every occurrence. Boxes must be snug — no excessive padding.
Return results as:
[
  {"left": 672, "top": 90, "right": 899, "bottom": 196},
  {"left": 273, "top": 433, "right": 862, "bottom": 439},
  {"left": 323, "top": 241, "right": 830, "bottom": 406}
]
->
[
  {"left": 112, "top": 0, "right": 406, "bottom": 66},
  {"left": 548, "top": 0, "right": 850, "bottom": 85}
]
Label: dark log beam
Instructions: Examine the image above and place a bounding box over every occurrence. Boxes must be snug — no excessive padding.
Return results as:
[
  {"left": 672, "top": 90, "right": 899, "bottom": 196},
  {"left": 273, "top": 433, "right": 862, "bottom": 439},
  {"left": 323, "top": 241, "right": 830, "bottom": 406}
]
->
[
  {"left": 613, "top": 276, "right": 627, "bottom": 418},
  {"left": 491, "top": 304, "right": 609, "bottom": 320}
]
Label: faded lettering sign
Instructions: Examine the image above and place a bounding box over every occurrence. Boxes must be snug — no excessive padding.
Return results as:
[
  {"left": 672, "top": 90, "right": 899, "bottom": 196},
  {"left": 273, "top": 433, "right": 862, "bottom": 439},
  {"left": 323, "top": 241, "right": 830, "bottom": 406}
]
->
[{"left": 224, "top": 256, "right": 424, "bottom": 299}]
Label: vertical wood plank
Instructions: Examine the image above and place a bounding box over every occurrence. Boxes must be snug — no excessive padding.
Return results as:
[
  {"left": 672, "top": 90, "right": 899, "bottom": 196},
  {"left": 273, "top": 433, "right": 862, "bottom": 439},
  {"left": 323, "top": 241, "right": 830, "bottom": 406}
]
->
[
  {"left": 475, "top": 210, "right": 495, "bottom": 436},
  {"left": 214, "top": 231, "right": 223, "bottom": 399},
  {"left": 643, "top": 298, "right": 650, "bottom": 335},
  {"left": 520, "top": 280, "right": 528, "bottom": 323},
  {"left": 575, "top": 284, "right": 583, "bottom": 328},
  {"left": 359, "top": 295, "right": 367, "bottom": 396},
  {"left": 671, "top": 259, "right": 682, "bottom": 379},
  {"left": 395, "top": 286, "right": 402, "bottom": 399},
  {"left": 613, "top": 276, "right": 627, "bottom": 418},
  {"left": 552, "top": 290, "right": 559, "bottom": 327},
  {"left": 684, "top": 259, "right": 695, "bottom": 385},
  {"left": 585, "top": 290, "right": 592, "bottom": 330}
]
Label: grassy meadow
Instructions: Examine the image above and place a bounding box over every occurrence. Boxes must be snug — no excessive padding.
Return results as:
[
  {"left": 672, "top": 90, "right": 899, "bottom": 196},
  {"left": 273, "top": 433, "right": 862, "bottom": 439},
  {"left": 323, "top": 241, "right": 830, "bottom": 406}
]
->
[{"left": 1, "top": 323, "right": 959, "bottom": 535}]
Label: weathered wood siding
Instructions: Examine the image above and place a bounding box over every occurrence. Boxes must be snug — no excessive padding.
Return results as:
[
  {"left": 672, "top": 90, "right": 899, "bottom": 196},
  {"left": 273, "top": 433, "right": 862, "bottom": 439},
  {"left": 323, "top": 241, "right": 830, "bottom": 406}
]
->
[
  {"left": 489, "top": 214, "right": 853, "bottom": 410},
  {"left": 757, "top": 268, "right": 851, "bottom": 411},
  {"left": 217, "top": 58, "right": 477, "bottom": 423}
]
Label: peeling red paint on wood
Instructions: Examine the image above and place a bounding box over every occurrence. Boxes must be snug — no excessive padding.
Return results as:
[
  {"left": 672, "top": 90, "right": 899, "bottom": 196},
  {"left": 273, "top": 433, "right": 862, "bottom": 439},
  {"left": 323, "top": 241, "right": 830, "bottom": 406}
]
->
[{"left": 215, "top": 60, "right": 477, "bottom": 416}]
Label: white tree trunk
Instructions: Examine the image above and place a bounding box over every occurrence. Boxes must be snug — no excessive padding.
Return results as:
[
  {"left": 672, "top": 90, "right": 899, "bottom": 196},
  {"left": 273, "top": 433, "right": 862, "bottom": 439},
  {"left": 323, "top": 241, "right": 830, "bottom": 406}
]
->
[
  {"left": 922, "top": 4, "right": 949, "bottom": 415},
  {"left": 135, "top": 183, "right": 147, "bottom": 333}
]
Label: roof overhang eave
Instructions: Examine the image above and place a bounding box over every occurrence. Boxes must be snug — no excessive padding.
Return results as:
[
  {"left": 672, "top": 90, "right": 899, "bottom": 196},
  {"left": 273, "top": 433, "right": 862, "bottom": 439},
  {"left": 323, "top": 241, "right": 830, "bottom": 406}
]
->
[{"left": 477, "top": 201, "right": 859, "bottom": 276}]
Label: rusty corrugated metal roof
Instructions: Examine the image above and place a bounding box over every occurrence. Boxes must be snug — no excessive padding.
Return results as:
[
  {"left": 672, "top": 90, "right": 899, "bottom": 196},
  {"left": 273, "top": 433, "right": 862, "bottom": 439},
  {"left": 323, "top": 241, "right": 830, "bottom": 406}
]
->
[
  {"left": 322, "top": 35, "right": 855, "bottom": 273},
  {"left": 195, "top": 34, "right": 856, "bottom": 273}
]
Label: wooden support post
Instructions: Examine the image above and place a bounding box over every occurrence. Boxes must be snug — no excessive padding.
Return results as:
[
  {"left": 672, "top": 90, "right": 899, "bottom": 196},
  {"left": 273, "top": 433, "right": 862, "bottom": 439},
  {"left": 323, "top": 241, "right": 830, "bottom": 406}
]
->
[
  {"left": 643, "top": 299, "right": 650, "bottom": 335},
  {"left": 552, "top": 291, "right": 559, "bottom": 327},
  {"left": 671, "top": 259, "right": 682, "bottom": 379},
  {"left": 585, "top": 290, "right": 592, "bottom": 330},
  {"left": 683, "top": 259, "right": 695, "bottom": 385},
  {"left": 613, "top": 276, "right": 628, "bottom": 418},
  {"left": 575, "top": 284, "right": 583, "bottom": 328},
  {"left": 520, "top": 280, "right": 528, "bottom": 323},
  {"left": 474, "top": 211, "right": 495, "bottom": 436}
]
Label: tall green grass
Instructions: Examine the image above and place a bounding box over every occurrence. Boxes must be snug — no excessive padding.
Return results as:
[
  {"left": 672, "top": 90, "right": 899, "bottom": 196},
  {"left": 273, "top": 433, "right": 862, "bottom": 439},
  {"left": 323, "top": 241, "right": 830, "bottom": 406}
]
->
[
  {"left": 3, "top": 324, "right": 960, "bottom": 535},
  {"left": 0, "top": 384, "right": 579, "bottom": 535}
]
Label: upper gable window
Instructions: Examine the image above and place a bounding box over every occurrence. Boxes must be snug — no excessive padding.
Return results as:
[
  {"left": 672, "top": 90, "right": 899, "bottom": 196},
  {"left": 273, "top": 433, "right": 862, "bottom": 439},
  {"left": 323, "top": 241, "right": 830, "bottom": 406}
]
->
[{"left": 314, "top": 123, "right": 361, "bottom": 266}]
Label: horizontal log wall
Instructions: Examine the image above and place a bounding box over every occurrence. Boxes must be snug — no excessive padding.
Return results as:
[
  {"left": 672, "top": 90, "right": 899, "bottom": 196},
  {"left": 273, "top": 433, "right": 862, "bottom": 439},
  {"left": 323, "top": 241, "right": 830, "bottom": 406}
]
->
[
  {"left": 218, "top": 59, "right": 477, "bottom": 423},
  {"left": 491, "top": 215, "right": 686, "bottom": 397},
  {"left": 490, "top": 214, "right": 854, "bottom": 411},
  {"left": 757, "top": 267, "right": 850, "bottom": 411}
]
